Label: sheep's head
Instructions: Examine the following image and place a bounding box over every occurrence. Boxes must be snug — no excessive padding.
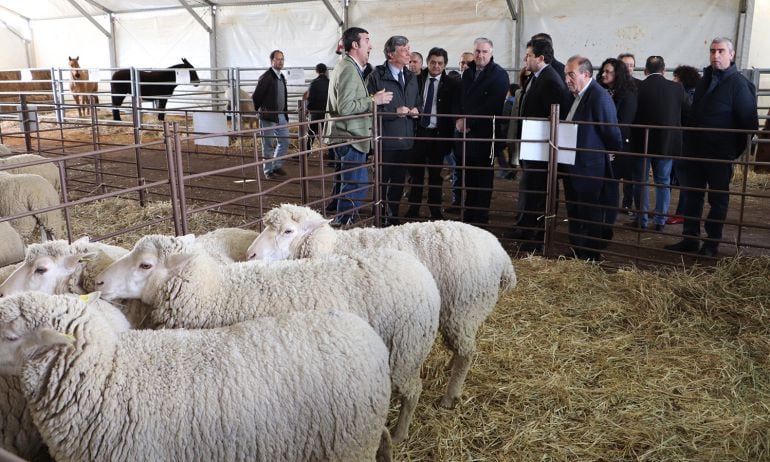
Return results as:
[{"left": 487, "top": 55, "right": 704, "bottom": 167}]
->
[
  {"left": 94, "top": 235, "right": 196, "bottom": 301},
  {"left": 0, "top": 292, "right": 91, "bottom": 374},
  {"left": 0, "top": 238, "right": 100, "bottom": 298},
  {"left": 247, "top": 204, "right": 331, "bottom": 261}
]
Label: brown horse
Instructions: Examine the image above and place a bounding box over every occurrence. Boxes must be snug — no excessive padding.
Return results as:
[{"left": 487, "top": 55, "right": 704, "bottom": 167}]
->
[{"left": 68, "top": 56, "right": 99, "bottom": 118}]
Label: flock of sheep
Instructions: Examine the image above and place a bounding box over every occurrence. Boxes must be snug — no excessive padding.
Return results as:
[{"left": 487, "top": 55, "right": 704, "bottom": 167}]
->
[
  {"left": 0, "top": 171, "right": 516, "bottom": 461},
  {"left": 0, "top": 145, "right": 66, "bottom": 268}
]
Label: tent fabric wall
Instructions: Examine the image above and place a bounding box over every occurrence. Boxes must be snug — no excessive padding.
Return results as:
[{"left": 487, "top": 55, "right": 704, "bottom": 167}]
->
[
  {"left": 216, "top": 3, "right": 340, "bottom": 70},
  {"left": 0, "top": 28, "right": 27, "bottom": 68},
  {"left": 31, "top": 16, "right": 111, "bottom": 70},
  {"left": 521, "top": 0, "right": 740, "bottom": 71},
  {"left": 349, "top": 0, "right": 515, "bottom": 69}
]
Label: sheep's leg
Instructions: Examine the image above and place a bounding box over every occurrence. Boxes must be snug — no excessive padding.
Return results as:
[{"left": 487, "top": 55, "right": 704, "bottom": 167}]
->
[
  {"left": 376, "top": 428, "right": 393, "bottom": 462},
  {"left": 391, "top": 378, "right": 421, "bottom": 444},
  {"left": 441, "top": 351, "right": 473, "bottom": 409}
]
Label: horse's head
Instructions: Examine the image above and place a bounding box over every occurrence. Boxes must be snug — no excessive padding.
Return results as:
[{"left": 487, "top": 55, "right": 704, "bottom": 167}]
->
[
  {"left": 68, "top": 56, "right": 81, "bottom": 79},
  {"left": 180, "top": 58, "right": 200, "bottom": 87}
]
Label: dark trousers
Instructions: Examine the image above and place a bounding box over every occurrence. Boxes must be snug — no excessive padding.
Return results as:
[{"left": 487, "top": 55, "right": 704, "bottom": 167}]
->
[
  {"left": 676, "top": 158, "right": 733, "bottom": 247},
  {"left": 455, "top": 138, "right": 494, "bottom": 224},
  {"left": 381, "top": 148, "right": 411, "bottom": 221},
  {"left": 517, "top": 159, "right": 548, "bottom": 236},
  {"left": 408, "top": 133, "right": 448, "bottom": 218},
  {"left": 564, "top": 177, "right": 605, "bottom": 252}
]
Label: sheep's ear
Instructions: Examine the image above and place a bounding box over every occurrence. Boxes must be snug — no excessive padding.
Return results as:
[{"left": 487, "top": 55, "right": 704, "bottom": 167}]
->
[
  {"left": 179, "top": 234, "right": 196, "bottom": 246},
  {"left": 78, "top": 292, "right": 101, "bottom": 304},
  {"left": 166, "top": 253, "right": 195, "bottom": 275},
  {"left": 22, "top": 328, "right": 75, "bottom": 357},
  {"left": 300, "top": 218, "right": 332, "bottom": 233}
]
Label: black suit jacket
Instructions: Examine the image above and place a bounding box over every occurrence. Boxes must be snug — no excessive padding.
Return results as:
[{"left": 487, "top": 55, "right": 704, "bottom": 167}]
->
[
  {"left": 454, "top": 58, "right": 510, "bottom": 137},
  {"left": 251, "top": 68, "right": 287, "bottom": 123},
  {"left": 519, "top": 64, "right": 571, "bottom": 119},
  {"left": 417, "top": 70, "right": 458, "bottom": 143},
  {"left": 632, "top": 73, "right": 688, "bottom": 157}
]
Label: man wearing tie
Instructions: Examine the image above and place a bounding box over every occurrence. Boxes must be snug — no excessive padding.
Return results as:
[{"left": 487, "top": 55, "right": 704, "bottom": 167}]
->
[
  {"left": 366, "top": 35, "right": 421, "bottom": 225},
  {"left": 252, "top": 50, "right": 290, "bottom": 179},
  {"left": 405, "top": 47, "right": 459, "bottom": 220},
  {"left": 563, "top": 55, "right": 623, "bottom": 261}
]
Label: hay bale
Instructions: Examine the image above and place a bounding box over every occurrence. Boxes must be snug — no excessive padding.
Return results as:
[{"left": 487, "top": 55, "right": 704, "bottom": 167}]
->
[{"left": 395, "top": 256, "right": 770, "bottom": 461}]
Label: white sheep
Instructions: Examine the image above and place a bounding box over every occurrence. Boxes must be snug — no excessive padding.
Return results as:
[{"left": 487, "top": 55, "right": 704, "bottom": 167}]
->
[
  {"left": 0, "top": 172, "right": 65, "bottom": 243},
  {"left": 0, "top": 154, "right": 62, "bottom": 194},
  {"left": 95, "top": 234, "right": 440, "bottom": 443},
  {"left": 0, "top": 291, "right": 393, "bottom": 462},
  {"left": 0, "top": 292, "right": 129, "bottom": 462},
  {"left": 0, "top": 221, "right": 24, "bottom": 268},
  {"left": 194, "top": 227, "right": 259, "bottom": 263},
  {"left": 224, "top": 87, "right": 258, "bottom": 129},
  {"left": 247, "top": 203, "right": 518, "bottom": 408}
]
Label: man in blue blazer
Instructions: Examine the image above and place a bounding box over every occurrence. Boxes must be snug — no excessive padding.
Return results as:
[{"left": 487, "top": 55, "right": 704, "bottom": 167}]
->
[{"left": 563, "top": 55, "right": 623, "bottom": 260}]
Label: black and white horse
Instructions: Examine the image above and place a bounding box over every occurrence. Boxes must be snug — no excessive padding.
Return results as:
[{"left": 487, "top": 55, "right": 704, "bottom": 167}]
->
[{"left": 110, "top": 58, "right": 199, "bottom": 121}]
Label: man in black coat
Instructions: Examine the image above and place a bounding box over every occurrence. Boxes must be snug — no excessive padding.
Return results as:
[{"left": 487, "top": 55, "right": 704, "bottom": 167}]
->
[
  {"left": 405, "top": 47, "right": 458, "bottom": 220},
  {"left": 303, "top": 63, "right": 329, "bottom": 151},
  {"left": 664, "top": 37, "right": 758, "bottom": 257},
  {"left": 513, "top": 38, "right": 571, "bottom": 250},
  {"left": 630, "top": 55, "right": 689, "bottom": 231},
  {"left": 454, "top": 37, "right": 510, "bottom": 224},
  {"left": 252, "top": 49, "right": 289, "bottom": 179}
]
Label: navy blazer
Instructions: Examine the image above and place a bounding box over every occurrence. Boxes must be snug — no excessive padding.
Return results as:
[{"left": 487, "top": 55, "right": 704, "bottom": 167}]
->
[
  {"left": 632, "top": 74, "right": 688, "bottom": 157},
  {"left": 567, "top": 79, "right": 623, "bottom": 191}
]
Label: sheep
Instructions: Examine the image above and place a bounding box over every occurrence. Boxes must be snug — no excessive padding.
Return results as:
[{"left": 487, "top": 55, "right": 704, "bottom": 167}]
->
[
  {"left": 0, "top": 291, "right": 393, "bottom": 462},
  {"left": 246, "top": 203, "right": 518, "bottom": 409},
  {"left": 0, "top": 221, "right": 24, "bottom": 267},
  {"left": 0, "top": 237, "right": 154, "bottom": 328},
  {"left": 0, "top": 154, "right": 62, "bottom": 194},
  {"left": 224, "top": 87, "right": 258, "bottom": 129},
  {"left": 195, "top": 227, "right": 258, "bottom": 263},
  {"left": 0, "top": 292, "right": 129, "bottom": 462},
  {"left": 0, "top": 172, "right": 65, "bottom": 243},
  {"left": 95, "top": 234, "right": 441, "bottom": 443}
]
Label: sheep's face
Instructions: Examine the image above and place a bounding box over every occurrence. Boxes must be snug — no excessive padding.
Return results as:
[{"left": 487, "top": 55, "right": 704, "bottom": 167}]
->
[
  {"left": 247, "top": 216, "right": 330, "bottom": 261},
  {"left": 95, "top": 251, "right": 162, "bottom": 301},
  {"left": 0, "top": 254, "right": 85, "bottom": 298}
]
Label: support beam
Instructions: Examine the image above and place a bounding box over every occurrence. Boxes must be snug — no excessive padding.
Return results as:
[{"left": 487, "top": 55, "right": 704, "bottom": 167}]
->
[
  {"left": 0, "top": 18, "right": 29, "bottom": 44},
  {"left": 321, "top": 0, "right": 343, "bottom": 26},
  {"left": 177, "top": 0, "right": 212, "bottom": 34},
  {"left": 64, "top": 0, "right": 111, "bottom": 38},
  {"left": 81, "top": 0, "right": 113, "bottom": 15},
  {"left": 736, "top": 0, "right": 754, "bottom": 69},
  {"left": 505, "top": 0, "right": 518, "bottom": 20},
  {"left": 0, "top": 5, "right": 30, "bottom": 22}
]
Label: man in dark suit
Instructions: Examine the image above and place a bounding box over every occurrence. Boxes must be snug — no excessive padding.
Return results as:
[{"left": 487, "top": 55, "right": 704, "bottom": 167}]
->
[
  {"left": 513, "top": 38, "right": 571, "bottom": 250},
  {"left": 454, "top": 37, "right": 510, "bottom": 224},
  {"left": 530, "top": 32, "right": 564, "bottom": 77},
  {"left": 630, "top": 55, "right": 689, "bottom": 231},
  {"left": 563, "top": 55, "right": 623, "bottom": 260},
  {"left": 406, "top": 47, "right": 458, "bottom": 220}
]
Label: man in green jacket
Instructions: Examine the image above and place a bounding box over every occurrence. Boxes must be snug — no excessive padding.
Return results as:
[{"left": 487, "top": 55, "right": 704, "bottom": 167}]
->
[{"left": 325, "top": 26, "right": 393, "bottom": 226}]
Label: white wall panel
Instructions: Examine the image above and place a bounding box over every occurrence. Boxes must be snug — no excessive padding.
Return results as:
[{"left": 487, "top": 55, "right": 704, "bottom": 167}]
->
[{"left": 30, "top": 16, "right": 110, "bottom": 69}]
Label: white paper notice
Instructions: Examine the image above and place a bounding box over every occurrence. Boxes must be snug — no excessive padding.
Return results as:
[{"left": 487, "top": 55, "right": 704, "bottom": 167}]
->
[
  {"left": 285, "top": 68, "right": 306, "bottom": 85},
  {"left": 519, "top": 119, "right": 577, "bottom": 165},
  {"left": 175, "top": 70, "right": 191, "bottom": 85},
  {"left": 193, "top": 112, "right": 229, "bottom": 147}
]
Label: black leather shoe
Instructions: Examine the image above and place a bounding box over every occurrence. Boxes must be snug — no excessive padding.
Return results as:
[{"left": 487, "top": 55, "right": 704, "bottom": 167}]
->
[
  {"left": 272, "top": 167, "right": 288, "bottom": 177},
  {"left": 697, "top": 245, "right": 718, "bottom": 258},
  {"left": 654, "top": 224, "right": 665, "bottom": 232},
  {"left": 664, "top": 239, "right": 700, "bottom": 253}
]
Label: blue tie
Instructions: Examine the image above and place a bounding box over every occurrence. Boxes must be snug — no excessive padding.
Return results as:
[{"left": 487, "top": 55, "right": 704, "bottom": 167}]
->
[
  {"left": 421, "top": 77, "right": 436, "bottom": 128},
  {"left": 398, "top": 70, "right": 405, "bottom": 89}
]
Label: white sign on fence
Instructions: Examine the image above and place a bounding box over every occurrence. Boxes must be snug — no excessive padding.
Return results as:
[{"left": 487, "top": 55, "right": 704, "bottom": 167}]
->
[
  {"left": 192, "top": 112, "right": 229, "bottom": 147},
  {"left": 15, "top": 104, "right": 39, "bottom": 131},
  {"left": 285, "top": 68, "right": 305, "bottom": 86},
  {"left": 519, "top": 119, "right": 577, "bottom": 165},
  {"left": 175, "top": 69, "right": 191, "bottom": 85}
]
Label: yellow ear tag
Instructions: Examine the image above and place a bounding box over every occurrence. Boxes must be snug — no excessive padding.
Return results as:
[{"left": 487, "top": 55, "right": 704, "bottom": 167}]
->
[
  {"left": 62, "top": 333, "right": 76, "bottom": 341},
  {"left": 79, "top": 294, "right": 90, "bottom": 302}
]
